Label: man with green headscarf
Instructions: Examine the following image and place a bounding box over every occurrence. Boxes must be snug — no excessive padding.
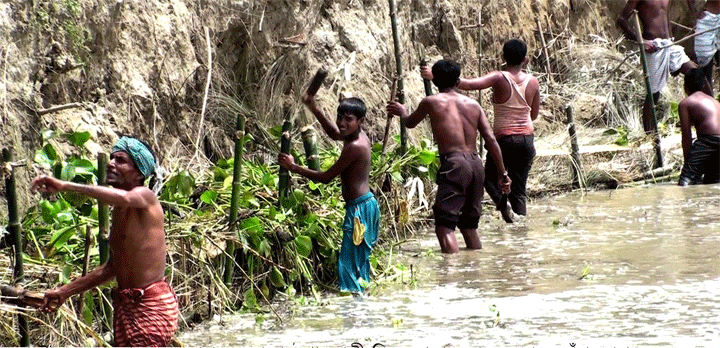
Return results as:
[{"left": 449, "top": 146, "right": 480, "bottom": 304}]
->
[{"left": 31, "top": 137, "right": 178, "bottom": 347}]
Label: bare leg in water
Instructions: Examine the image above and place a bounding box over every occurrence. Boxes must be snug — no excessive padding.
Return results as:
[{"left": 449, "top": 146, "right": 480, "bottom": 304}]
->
[{"left": 436, "top": 226, "right": 482, "bottom": 254}]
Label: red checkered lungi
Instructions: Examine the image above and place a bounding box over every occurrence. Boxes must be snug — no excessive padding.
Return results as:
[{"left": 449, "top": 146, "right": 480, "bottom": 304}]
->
[{"left": 112, "top": 279, "right": 179, "bottom": 347}]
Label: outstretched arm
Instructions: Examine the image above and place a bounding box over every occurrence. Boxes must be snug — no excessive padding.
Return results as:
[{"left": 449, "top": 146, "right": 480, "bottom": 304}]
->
[
  {"left": 477, "top": 108, "right": 511, "bottom": 193},
  {"left": 42, "top": 260, "right": 115, "bottom": 312},
  {"left": 457, "top": 71, "right": 503, "bottom": 91},
  {"left": 31, "top": 175, "right": 157, "bottom": 209},
  {"left": 278, "top": 142, "right": 359, "bottom": 184},
  {"left": 302, "top": 93, "right": 342, "bottom": 141},
  {"left": 617, "top": 0, "right": 641, "bottom": 41},
  {"left": 387, "top": 98, "right": 430, "bottom": 129}
]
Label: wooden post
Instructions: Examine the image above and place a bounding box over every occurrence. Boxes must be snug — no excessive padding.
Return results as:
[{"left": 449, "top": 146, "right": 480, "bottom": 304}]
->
[
  {"left": 224, "top": 114, "right": 246, "bottom": 286},
  {"left": 78, "top": 224, "right": 93, "bottom": 315},
  {"left": 3, "top": 148, "right": 29, "bottom": 347},
  {"left": 536, "top": 18, "right": 554, "bottom": 84},
  {"left": 381, "top": 78, "right": 399, "bottom": 156},
  {"left": 421, "top": 60, "right": 433, "bottom": 97},
  {"left": 477, "top": 7, "right": 485, "bottom": 157},
  {"left": 301, "top": 126, "right": 320, "bottom": 172},
  {"left": 565, "top": 106, "right": 584, "bottom": 188},
  {"left": 96, "top": 152, "right": 112, "bottom": 332},
  {"left": 632, "top": 10, "right": 663, "bottom": 169},
  {"left": 278, "top": 108, "right": 293, "bottom": 205},
  {"left": 389, "top": 0, "right": 407, "bottom": 155}
]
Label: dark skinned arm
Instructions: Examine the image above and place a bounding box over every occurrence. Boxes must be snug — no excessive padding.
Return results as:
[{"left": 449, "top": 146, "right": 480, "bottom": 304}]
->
[
  {"left": 302, "top": 93, "right": 342, "bottom": 141},
  {"left": 687, "top": 0, "right": 703, "bottom": 19},
  {"left": 457, "top": 71, "right": 503, "bottom": 91},
  {"left": 678, "top": 100, "right": 694, "bottom": 162},
  {"left": 30, "top": 175, "right": 156, "bottom": 209},
  {"left": 617, "top": 0, "right": 641, "bottom": 41},
  {"left": 386, "top": 98, "right": 429, "bottom": 129},
  {"left": 529, "top": 77, "right": 541, "bottom": 121},
  {"left": 41, "top": 258, "right": 115, "bottom": 312},
  {"left": 278, "top": 142, "right": 359, "bottom": 184}
]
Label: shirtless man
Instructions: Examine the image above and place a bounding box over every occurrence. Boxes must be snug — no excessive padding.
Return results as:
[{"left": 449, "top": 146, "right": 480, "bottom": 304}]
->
[
  {"left": 617, "top": 0, "right": 704, "bottom": 134},
  {"left": 387, "top": 59, "right": 511, "bottom": 254},
  {"left": 422, "top": 39, "right": 540, "bottom": 221},
  {"left": 689, "top": 0, "right": 720, "bottom": 87},
  {"left": 32, "top": 137, "right": 178, "bottom": 347},
  {"left": 678, "top": 68, "right": 720, "bottom": 185}
]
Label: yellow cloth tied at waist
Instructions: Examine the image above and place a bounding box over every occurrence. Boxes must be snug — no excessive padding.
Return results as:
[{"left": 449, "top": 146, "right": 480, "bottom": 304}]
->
[{"left": 352, "top": 216, "right": 365, "bottom": 246}]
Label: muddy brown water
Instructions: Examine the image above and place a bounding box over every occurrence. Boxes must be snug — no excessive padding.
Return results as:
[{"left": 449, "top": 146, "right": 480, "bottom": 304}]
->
[{"left": 179, "top": 184, "right": 720, "bottom": 347}]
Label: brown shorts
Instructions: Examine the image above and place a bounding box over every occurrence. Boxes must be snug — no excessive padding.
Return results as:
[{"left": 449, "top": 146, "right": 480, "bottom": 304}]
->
[
  {"left": 432, "top": 152, "right": 484, "bottom": 230},
  {"left": 112, "top": 279, "right": 179, "bottom": 347}
]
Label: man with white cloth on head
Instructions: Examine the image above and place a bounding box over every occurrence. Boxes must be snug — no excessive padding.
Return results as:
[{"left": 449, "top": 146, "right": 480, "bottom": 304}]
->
[
  {"left": 689, "top": 0, "right": 720, "bottom": 87},
  {"left": 617, "top": 0, "right": 710, "bottom": 134}
]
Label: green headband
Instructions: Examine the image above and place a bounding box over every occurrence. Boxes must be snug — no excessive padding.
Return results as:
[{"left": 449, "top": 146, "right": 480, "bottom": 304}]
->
[{"left": 112, "top": 137, "right": 156, "bottom": 178}]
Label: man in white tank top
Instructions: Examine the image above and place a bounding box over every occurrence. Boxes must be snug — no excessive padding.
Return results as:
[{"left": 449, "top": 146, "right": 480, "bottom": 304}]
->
[{"left": 422, "top": 39, "right": 540, "bottom": 221}]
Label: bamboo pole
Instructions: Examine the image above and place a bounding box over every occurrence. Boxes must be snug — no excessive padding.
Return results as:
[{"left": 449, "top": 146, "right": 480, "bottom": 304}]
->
[
  {"left": 224, "top": 114, "right": 246, "bottom": 286},
  {"left": 301, "top": 126, "right": 320, "bottom": 195},
  {"left": 565, "top": 106, "right": 584, "bottom": 188},
  {"left": 3, "top": 148, "right": 28, "bottom": 347},
  {"left": 278, "top": 108, "right": 293, "bottom": 206},
  {"left": 476, "top": 7, "right": 485, "bottom": 158},
  {"left": 632, "top": 10, "right": 663, "bottom": 169},
  {"left": 381, "top": 78, "right": 398, "bottom": 156},
  {"left": 96, "top": 152, "right": 112, "bottom": 332},
  {"left": 536, "top": 18, "right": 554, "bottom": 84},
  {"left": 78, "top": 224, "right": 93, "bottom": 315},
  {"left": 389, "top": 0, "right": 407, "bottom": 155},
  {"left": 421, "top": 60, "right": 433, "bottom": 97}
]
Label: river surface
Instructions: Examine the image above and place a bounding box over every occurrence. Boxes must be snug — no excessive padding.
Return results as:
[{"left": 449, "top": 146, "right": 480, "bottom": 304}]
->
[{"left": 180, "top": 184, "right": 720, "bottom": 347}]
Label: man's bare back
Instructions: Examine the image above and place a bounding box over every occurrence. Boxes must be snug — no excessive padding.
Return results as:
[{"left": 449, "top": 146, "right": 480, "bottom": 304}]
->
[
  {"left": 420, "top": 91, "right": 484, "bottom": 155},
  {"left": 680, "top": 91, "right": 720, "bottom": 136}
]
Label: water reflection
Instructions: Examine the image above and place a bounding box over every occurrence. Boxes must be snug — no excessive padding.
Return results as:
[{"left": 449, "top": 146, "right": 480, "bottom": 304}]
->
[{"left": 180, "top": 184, "right": 720, "bottom": 346}]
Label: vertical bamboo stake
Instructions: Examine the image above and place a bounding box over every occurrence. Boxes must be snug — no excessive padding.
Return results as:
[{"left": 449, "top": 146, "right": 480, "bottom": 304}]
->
[
  {"left": 421, "top": 60, "right": 433, "bottom": 97},
  {"left": 565, "top": 106, "right": 584, "bottom": 188},
  {"left": 536, "top": 18, "right": 554, "bottom": 84},
  {"left": 632, "top": 10, "right": 663, "bottom": 169},
  {"left": 381, "top": 78, "right": 399, "bottom": 156},
  {"left": 78, "top": 224, "right": 93, "bottom": 315},
  {"left": 96, "top": 152, "right": 112, "bottom": 331},
  {"left": 389, "top": 0, "right": 407, "bottom": 155},
  {"left": 3, "top": 148, "right": 28, "bottom": 347},
  {"left": 278, "top": 108, "right": 293, "bottom": 205},
  {"left": 477, "top": 7, "right": 485, "bottom": 157},
  {"left": 224, "top": 114, "right": 246, "bottom": 286}
]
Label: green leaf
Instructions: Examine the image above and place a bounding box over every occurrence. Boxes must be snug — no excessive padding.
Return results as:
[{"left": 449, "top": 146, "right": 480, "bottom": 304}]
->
[
  {"left": 223, "top": 175, "right": 233, "bottom": 190},
  {"left": 82, "top": 292, "right": 95, "bottom": 325},
  {"left": 295, "top": 235, "right": 312, "bottom": 257},
  {"left": 61, "top": 264, "right": 72, "bottom": 284},
  {"left": 213, "top": 167, "right": 228, "bottom": 181},
  {"left": 268, "top": 125, "right": 283, "bottom": 137},
  {"left": 200, "top": 190, "right": 218, "bottom": 204},
  {"left": 417, "top": 150, "right": 436, "bottom": 165},
  {"left": 258, "top": 239, "right": 271, "bottom": 257},
  {"left": 243, "top": 288, "right": 258, "bottom": 309},
  {"left": 39, "top": 200, "right": 59, "bottom": 224},
  {"left": 602, "top": 129, "right": 618, "bottom": 136},
  {"left": 49, "top": 225, "right": 78, "bottom": 251},
  {"left": 308, "top": 181, "right": 319, "bottom": 191},
  {"left": 177, "top": 170, "right": 195, "bottom": 197},
  {"left": 239, "top": 217, "right": 263, "bottom": 234},
  {"left": 66, "top": 131, "right": 91, "bottom": 147},
  {"left": 60, "top": 163, "right": 76, "bottom": 181},
  {"left": 270, "top": 266, "right": 287, "bottom": 288}
]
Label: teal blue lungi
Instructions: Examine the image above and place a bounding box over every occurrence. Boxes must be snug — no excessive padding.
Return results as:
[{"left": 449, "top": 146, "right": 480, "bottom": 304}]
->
[{"left": 338, "top": 192, "right": 380, "bottom": 293}]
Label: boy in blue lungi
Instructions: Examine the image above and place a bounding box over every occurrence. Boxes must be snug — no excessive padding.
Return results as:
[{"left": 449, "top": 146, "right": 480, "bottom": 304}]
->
[{"left": 278, "top": 92, "right": 379, "bottom": 293}]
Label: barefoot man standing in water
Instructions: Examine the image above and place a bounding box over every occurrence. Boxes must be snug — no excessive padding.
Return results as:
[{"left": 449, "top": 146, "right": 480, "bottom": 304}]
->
[
  {"left": 617, "top": 0, "right": 708, "bottom": 134},
  {"left": 32, "top": 137, "right": 178, "bottom": 347},
  {"left": 387, "top": 60, "right": 511, "bottom": 254}
]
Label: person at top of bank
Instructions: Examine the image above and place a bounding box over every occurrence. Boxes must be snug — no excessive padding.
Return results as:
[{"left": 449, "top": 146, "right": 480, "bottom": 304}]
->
[
  {"left": 616, "top": 0, "right": 710, "bottom": 133},
  {"left": 421, "top": 39, "right": 539, "bottom": 221},
  {"left": 31, "top": 137, "right": 178, "bottom": 347},
  {"left": 387, "top": 59, "right": 511, "bottom": 254},
  {"left": 688, "top": 0, "right": 720, "bottom": 88}
]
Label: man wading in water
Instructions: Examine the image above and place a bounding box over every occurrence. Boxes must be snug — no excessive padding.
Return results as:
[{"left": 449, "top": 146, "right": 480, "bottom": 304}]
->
[
  {"left": 678, "top": 69, "right": 720, "bottom": 185},
  {"left": 32, "top": 137, "right": 178, "bottom": 347},
  {"left": 387, "top": 59, "right": 511, "bottom": 254}
]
